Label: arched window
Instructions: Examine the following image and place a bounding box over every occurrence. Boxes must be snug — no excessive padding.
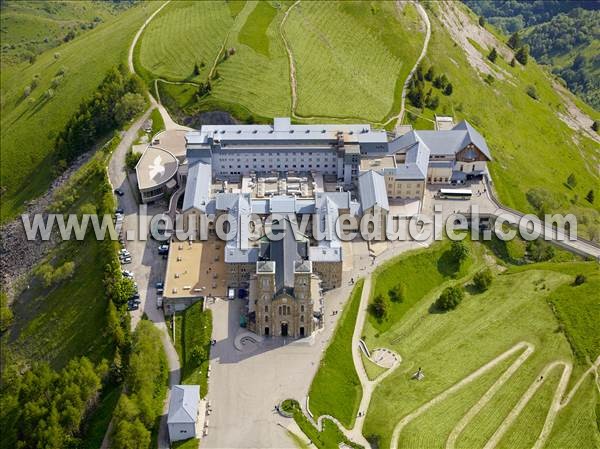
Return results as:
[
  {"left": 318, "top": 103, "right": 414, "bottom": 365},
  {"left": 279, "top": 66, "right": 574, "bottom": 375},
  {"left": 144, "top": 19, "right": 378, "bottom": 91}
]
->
[{"left": 300, "top": 315, "right": 304, "bottom": 323}]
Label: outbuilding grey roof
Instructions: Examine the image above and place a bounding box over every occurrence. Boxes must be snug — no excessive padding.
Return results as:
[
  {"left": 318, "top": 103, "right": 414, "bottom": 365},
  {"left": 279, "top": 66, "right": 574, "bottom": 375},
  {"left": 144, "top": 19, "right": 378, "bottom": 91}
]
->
[
  {"left": 167, "top": 385, "right": 199, "bottom": 424},
  {"left": 358, "top": 170, "right": 389, "bottom": 211}
]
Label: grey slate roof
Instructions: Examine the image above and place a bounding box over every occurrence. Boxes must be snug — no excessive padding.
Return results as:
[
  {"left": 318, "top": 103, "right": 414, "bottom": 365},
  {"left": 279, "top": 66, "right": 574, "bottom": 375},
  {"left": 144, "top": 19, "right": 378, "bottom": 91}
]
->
[
  {"left": 358, "top": 170, "right": 389, "bottom": 211},
  {"left": 452, "top": 120, "right": 492, "bottom": 159},
  {"left": 182, "top": 158, "right": 212, "bottom": 213},
  {"left": 270, "top": 218, "right": 303, "bottom": 293},
  {"left": 167, "top": 385, "right": 199, "bottom": 424},
  {"left": 387, "top": 120, "right": 492, "bottom": 160}
]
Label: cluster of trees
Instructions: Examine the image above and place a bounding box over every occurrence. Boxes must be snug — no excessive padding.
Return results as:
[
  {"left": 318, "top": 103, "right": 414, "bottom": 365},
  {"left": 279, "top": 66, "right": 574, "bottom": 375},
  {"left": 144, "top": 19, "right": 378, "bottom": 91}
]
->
[
  {"left": 527, "top": 239, "right": 555, "bottom": 262},
  {"left": 368, "top": 282, "right": 406, "bottom": 321},
  {"left": 54, "top": 65, "right": 146, "bottom": 165},
  {"left": 464, "top": 0, "right": 596, "bottom": 32},
  {"left": 407, "top": 64, "right": 453, "bottom": 110},
  {"left": 9, "top": 357, "right": 108, "bottom": 448},
  {"left": 507, "top": 31, "right": 529, "bottom": 66},
  {"left": 110, "top": 320, "right": 168, "bottom": 449},
  {"left": 525, "top": 8, "right": 600, "bottom": 109}
]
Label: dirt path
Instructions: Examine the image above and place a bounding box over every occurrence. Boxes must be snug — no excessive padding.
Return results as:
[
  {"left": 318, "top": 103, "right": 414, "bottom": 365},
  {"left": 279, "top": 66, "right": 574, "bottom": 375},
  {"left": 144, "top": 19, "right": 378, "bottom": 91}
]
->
[
  {"left": 281, "top": 1, "right": 431, "bottom": 128},
  {"left": 387, "top": 340, "right": 599, "bottom": 449},
  {"left": 280, "top": 0, "right": 301, "bottom": 117},
  {"left": 383, "top": 1, "right": 431, "bottom": 130}
]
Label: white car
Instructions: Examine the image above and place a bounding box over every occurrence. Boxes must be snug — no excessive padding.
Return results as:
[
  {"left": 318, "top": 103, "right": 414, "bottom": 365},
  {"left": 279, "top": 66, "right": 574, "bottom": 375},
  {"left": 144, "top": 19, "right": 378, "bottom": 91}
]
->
[
  {"left": 122, "top": 270, "right": 134, "bottom": 278},
  {"left": 156, "top": 296, "right": 163, "bottom": 309},
  {"left": 121, "top": 257, "right": 132, "bottom": 264}
]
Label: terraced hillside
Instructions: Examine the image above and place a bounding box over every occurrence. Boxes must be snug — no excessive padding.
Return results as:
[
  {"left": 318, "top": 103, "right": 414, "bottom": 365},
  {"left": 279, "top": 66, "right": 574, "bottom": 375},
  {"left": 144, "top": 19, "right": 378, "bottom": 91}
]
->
[
  {"left": 136, "top": 0, "right": 425, "bottom": 124},
  {"left": 361, "top": 245, "right": 600, "bottom": 449},
  {"left": 0, "top": 1, "right": 162, "bottom": 222},
  {"left": 303, "top": 237, "right": 599, "bottom": 449}
]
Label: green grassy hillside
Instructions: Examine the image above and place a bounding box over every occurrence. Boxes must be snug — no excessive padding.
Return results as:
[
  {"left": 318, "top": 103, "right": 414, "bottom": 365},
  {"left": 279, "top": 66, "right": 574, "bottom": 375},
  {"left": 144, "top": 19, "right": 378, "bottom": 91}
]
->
[
  {"left": 136, "top": 0, "right": 425, "bottom": 124},
  {"left": 0, "top": 1, "right": 133, "bottom": 67},
  {"left": 405, "top": 2, "right": 600, "bottom": 239},
  {"left": 0, "top": 1, "right": 161, "bottom": 223},
  {"left": 358, "top": 241, "right": 599, "bottom": 449}
]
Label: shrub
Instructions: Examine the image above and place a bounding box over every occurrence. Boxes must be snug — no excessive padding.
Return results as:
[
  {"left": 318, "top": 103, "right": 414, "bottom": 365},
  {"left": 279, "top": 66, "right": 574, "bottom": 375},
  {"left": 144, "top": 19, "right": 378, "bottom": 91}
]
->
[
  {"left": 592, "top": 121, "right": 599, "bottom": 132},
  {"left": 573, "top": 274, "right": 587, "bottom": 286},
  {"left": 585, "top": 189, "right": 594, "bottom": 204},
  {"left": 473, "top": 268, "right": 493, "bottom": 292},
  {"left": 566, "top": 173, "right": 577, "bottom": 188},
  {"left": 388, "top": 283, "right": 406, "bottom": 303},
  {"left": 450, "top": 240, "right": 469, "bottom": 263},
  {"left": 444, "top": 83, "right": 453, "bottom": 96},
  {"left": 515, "top": 44, "right": 529, "bottom": 65},
  {"left": 526, "top": 85, "right": 538, "bottom": 100},
  {"left": 23, "top": 85, "right": 31, "bottom": 97},
  {"left": 125, "top": 150, "right": 142, "bottom": 170},
  {"left": 425, "top": 66, "right": 435, "bottom": 81},
  {"left": 369, "top": 294, "right": 388, "bottom": 320},
  {"left": 507, "top": 31, "right": 522, "bottom": 50},
  {"left": 488, "top": 47, "right": 498, "bottom": 63},
  {"left": 435, "top": 286, "right": 464, "bottom": 311},
  {"left": 479, "top": 16, "right": 485, "bottom": 27}
]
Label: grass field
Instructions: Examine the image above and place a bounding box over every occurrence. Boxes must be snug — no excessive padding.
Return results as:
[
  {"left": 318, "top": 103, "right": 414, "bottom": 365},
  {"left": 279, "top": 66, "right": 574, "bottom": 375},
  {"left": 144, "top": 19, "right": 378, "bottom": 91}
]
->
[
  {"left": 0, "top": 1, "right": 130, "bottom": 67},
  {"left": 137, "top": 1, "right": 232, "bottom": 82},
  {"left": 1, "top": 155, "right": 117, "bottom": 369},
  {"left": 361, "top": 351, "right": 388, "bottom": 381},
  {"left": 308, "top": 279, "right": 364, "bottom": 429},
  {"left": 0, "top": 1, "right": 161, "bottom": 223},
  {"left": 367, "top": 239, "right": 480, "bottom": 334},
  {"left": 284, "top": 1, "right": 424, "bottom": 123},
  {"left": 358, "top": 241, "right": 599, "bottom": 449},
  {"left": 404, "top": 2, "right": 600, "bottom": 236},
  {"left": 136, "top": 1, "right": 424, "bottom": 124},
  {"left": 172, "top": 301, "right": 213, "bottom": 397}
]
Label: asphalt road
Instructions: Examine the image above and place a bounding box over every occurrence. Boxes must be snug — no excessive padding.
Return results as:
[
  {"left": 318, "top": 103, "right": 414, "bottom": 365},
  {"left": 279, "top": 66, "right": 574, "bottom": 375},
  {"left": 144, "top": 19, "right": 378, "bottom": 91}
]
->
[{"left": 106, "top": 109, "right": 181, "bottom": 449}]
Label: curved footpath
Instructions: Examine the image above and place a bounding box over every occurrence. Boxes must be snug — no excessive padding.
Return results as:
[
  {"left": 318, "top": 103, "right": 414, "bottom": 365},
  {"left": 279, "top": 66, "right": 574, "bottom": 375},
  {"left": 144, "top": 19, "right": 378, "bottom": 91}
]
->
[{"left": 383, "top": 1, "right": 432, "bottom": 129}]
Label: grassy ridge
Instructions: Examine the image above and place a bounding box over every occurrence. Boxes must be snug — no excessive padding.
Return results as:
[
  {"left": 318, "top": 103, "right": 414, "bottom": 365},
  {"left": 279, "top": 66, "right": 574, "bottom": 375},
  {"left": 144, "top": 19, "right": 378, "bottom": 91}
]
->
[
  {"left": 308, "top": 279, "right": 364, "bottom": 429},
  {"left": 0, "top": 1, "right": 161, "bottom": 223}
]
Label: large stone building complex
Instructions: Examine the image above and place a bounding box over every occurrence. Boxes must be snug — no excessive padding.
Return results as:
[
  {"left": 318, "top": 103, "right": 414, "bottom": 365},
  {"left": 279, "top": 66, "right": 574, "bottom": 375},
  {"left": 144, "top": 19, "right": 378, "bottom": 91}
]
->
[{"left": 154, "top": 117, "right": 492, "bottom": 337}]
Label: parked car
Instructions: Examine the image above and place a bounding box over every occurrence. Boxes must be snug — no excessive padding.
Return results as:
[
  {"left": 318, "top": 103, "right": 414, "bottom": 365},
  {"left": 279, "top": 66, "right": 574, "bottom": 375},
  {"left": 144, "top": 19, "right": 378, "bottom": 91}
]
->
[
  {"left": 115, "top": 207, "right": 124, "bottom": 214},
  {"left": 155, "top": 281, "right": 164, "bottom": 289},
  {"left": 119, "top": 249, "right": 130, "bottom": 256},
  {"left": 121, "top": 257, "right": 132, "bottom": 264},
  {"left": 114, "top": 188, "right": 124, "bottom": 196},
  {"left": 127, "top": 302, "right": 139, "bottom": 311},
  {"left": 158, "top": 244, "right": 169, "bottom": 253},
  {"left": 122, "top": 270, "right": 134, "bottom": 278},
  {"left": 131, "top": 293, "right": 140, "bottom": 300},
  {"left": 156, "top": 297, "right": 163, "bottom": 309}
]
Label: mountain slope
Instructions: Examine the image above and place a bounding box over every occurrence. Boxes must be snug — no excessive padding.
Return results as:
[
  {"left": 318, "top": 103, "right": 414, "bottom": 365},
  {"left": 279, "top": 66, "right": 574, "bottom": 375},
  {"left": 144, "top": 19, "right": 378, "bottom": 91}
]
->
[
  {"left": 0, "top": 1, "right": 161, "bottom": 223},
  {"left": 406, "top": 1, "right": 599, "bottom": 239}
]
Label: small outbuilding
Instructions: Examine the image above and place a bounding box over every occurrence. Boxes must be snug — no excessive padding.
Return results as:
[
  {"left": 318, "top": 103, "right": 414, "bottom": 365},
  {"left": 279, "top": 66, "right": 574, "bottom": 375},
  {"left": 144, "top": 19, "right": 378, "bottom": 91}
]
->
[{"left": 167, "top": 384, "right": 200, "bottom": 442}]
